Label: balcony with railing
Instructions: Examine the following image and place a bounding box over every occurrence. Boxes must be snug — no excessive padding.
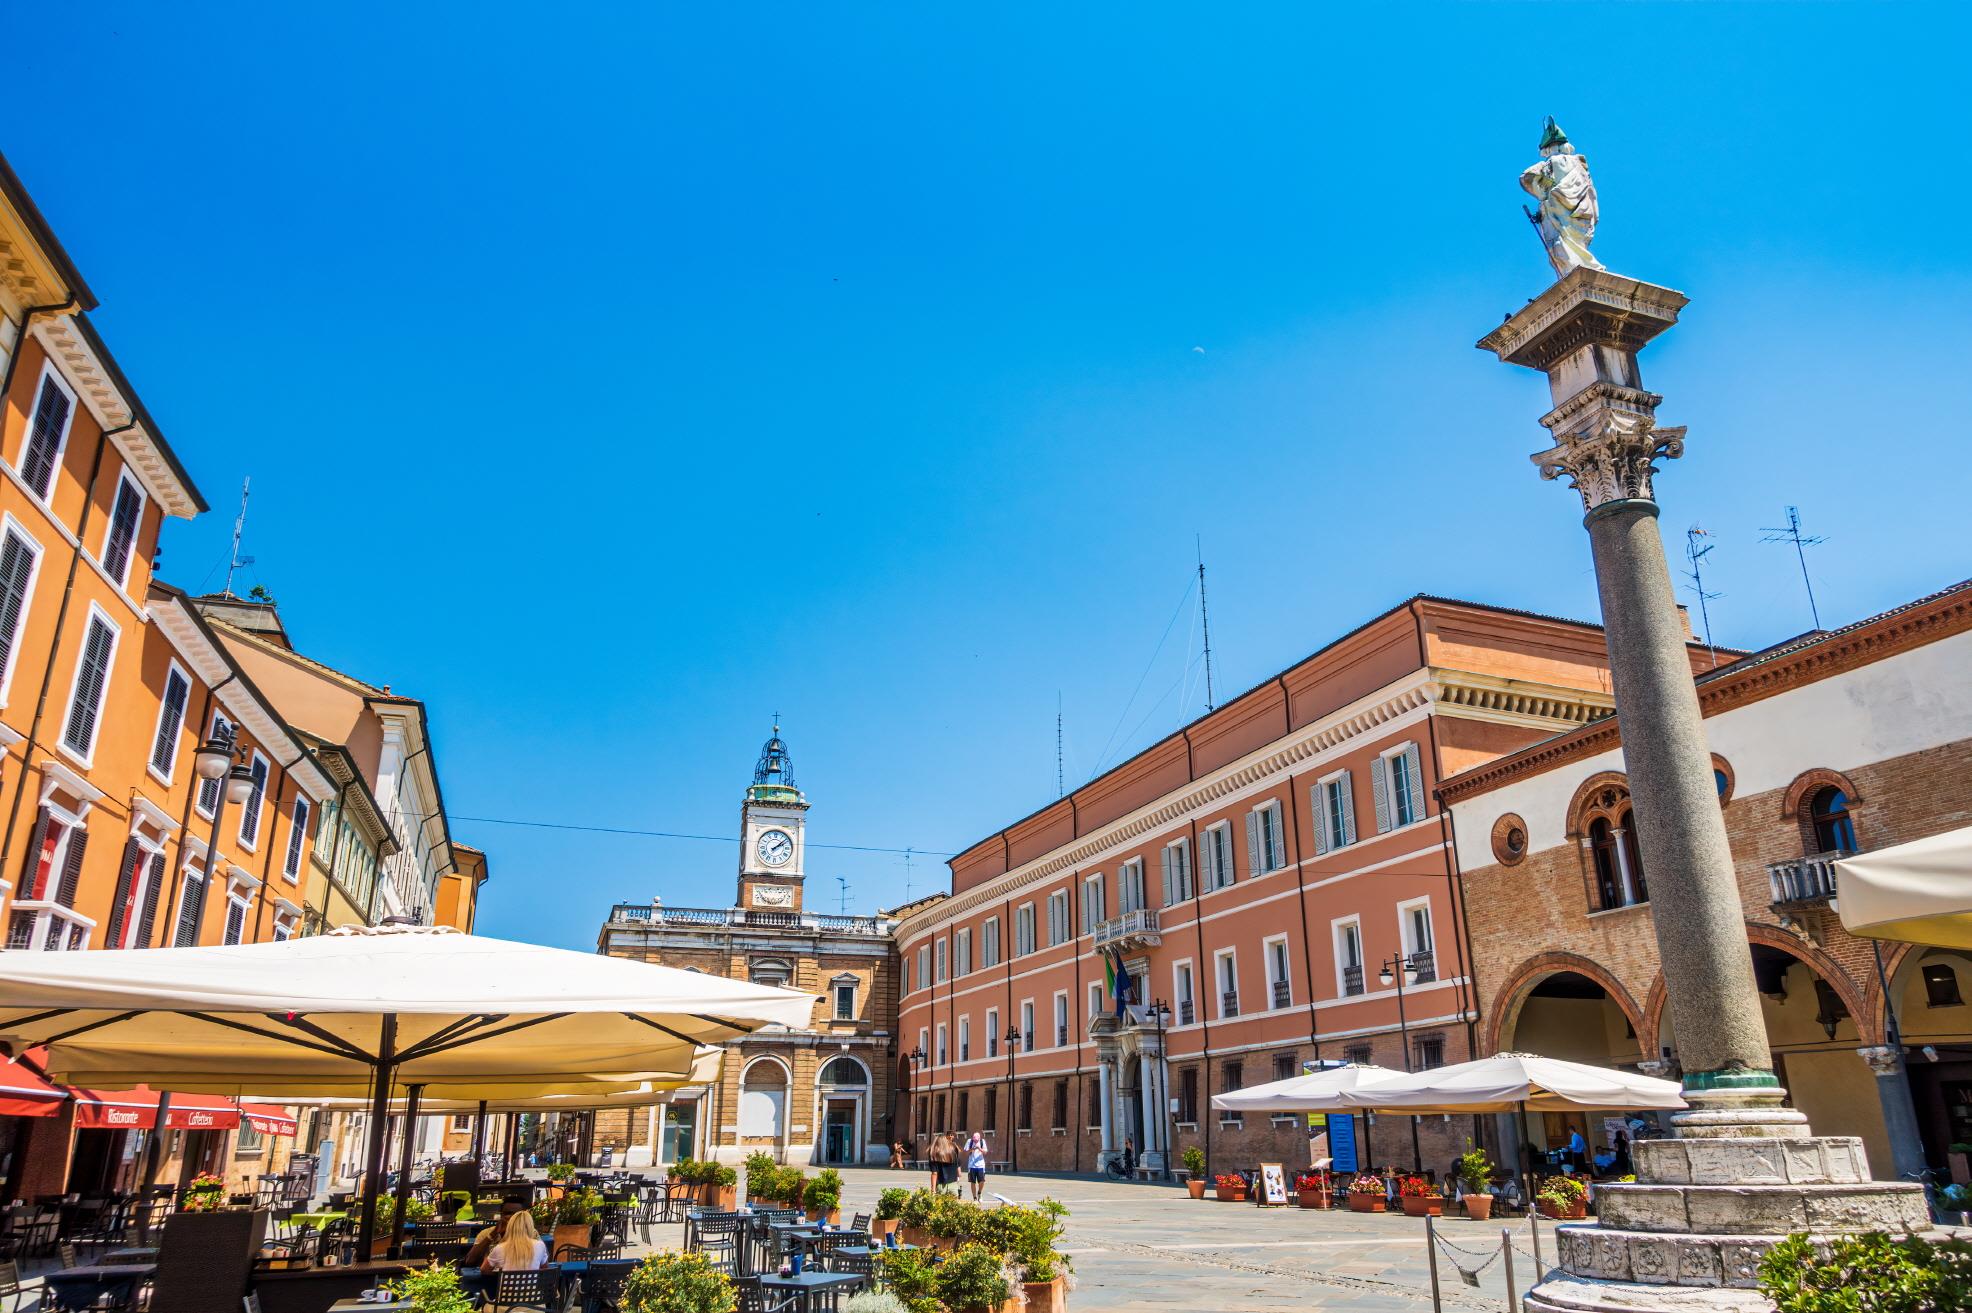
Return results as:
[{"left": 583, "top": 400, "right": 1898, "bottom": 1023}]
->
[
  {"left": 1092, "top": 907, "right": 1161, "bottom": 950},
  {"left": 1178, "top": 999, "right": 1195, "bottom": 1026},
  {"left": 1767, "top": 850, "right": 1849, "bottom": 907},
  {"left": 1221, "top": 990, "right": 1240, "bottom": 1018},
  {"left": 1271, "top": 980, "right": 1291, "bottom": 1009},
  {"left": 1410, "top": 949, "right": 1436, "bottom": 983},
  {"left": 1342, "top": 964, "right": 1365, "bottom": 997},
  {"left": 607, "top": 902, "right": 891, "bottom": 935}
]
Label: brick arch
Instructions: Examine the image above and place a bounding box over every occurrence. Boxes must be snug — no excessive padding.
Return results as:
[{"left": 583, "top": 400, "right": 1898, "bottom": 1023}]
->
[
  {"left": 1744, "top": 921, "right": 1882, "bottom": 1045},
  {"left": 1564, "top": 771, "right": 1633, "bottom": 841},
  {"left": 1641, "top": 973, "right": 1669, "bottom": 1057},
  {"left": 1483, "top": 951, "right": 1648, "bottom": 1056},
  {"left": 1780, "top": 767, "right": 1864, "bottom": 820}
]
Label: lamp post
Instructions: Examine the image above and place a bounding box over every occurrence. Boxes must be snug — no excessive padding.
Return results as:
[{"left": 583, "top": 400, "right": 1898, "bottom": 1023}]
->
[
  {"left": 1379, "top": 954, "right": 1425, "bottom": 1172},
  {"left": 1004, "top": 1028, "right": 1028, "bottom": 1174},
  {"left": 1148, "top": 999, "right": 1173, "bottom": 1181},
  {"left": 905, "top": 1046, "right": 928, "bottom": 1156}
]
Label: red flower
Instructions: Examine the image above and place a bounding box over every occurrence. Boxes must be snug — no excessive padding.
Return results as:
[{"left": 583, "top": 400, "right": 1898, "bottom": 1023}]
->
[
  {"left": 1398, "top": 1176, "right": 1439, "bottom": 1198},
  {"left": 1293, "top": 1173, "right": 1326, "bottom": 1191}
]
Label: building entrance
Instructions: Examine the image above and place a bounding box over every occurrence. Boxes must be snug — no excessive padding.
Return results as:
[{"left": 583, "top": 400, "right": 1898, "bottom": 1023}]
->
[{"left": 824, "top": 1104, "right": 856, "bottom": 1164}]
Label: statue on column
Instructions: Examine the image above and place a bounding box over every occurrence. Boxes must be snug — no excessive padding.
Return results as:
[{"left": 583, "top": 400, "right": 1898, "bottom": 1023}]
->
[{"left": 1520, "top": 117, "right": 1604, "bottom": 278}]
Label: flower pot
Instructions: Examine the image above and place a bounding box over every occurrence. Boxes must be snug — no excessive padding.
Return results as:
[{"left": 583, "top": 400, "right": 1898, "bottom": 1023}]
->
[
  {"left": 871, "top": 1218, "right": 898, "bottom": 1240},
  {"left": 713, "top": 1185, "right": 738, "bottom": 1210},
  {"left": 1462, "top": 1193, "right": 1494, "bottom": 1221},
  {"left": 1214, "top": 1185, "right": 1248, "bottom": 1202},
  {"left": 1022, "top": 1276, "right": 1067, "bottom": 1313},
  {"left": 1296, "top": 1188, "right": 1331, "bottom": 1210},
  {"left": 553, "top": 1222, "right": 593, "bottom": 1255},
  {"left": 1186, "top": 1180, "right": 1206, "bottom": 1200},
  {"left": 804, "top": 1206, "right": 841, "bottom": 1225},
  {"left": 1538, "top": 1200, "right": 1587, "bottom": 1221},
  {"left": 1400, "top": 1195, "right": 1444, "bottom": 1217},
  {"left": 1347, "top": 1194, "right": 1386, "bottom": 1213},
  {"left": 901, "top": 1225, "right": 930, "bottom": 1248}
]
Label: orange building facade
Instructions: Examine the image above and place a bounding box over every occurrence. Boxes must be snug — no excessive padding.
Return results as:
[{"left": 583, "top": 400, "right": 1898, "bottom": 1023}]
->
[
  {"left": 895, "top": 598, "right": 1722, "bottom": 1178},
  {"left": 0, "top": 150, "right": 477, "bottom": 1201}
]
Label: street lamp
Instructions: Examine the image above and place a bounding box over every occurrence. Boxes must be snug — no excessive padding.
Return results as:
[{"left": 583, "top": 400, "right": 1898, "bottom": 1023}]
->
[
  {"left": 1379, "top": 953, "right": 1426, "bottom": 1171},
  {"left": 1004, "top": 1028, "right": 1028, "bottom": 1174},
  {"left": 1148, "top": 999, "right": 1173, "bottom": 1181}
]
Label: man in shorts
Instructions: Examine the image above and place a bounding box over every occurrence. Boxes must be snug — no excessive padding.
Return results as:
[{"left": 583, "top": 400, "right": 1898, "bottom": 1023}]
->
[{"left": 963, "top": 1131, "right": 989, "bottom": 1201}]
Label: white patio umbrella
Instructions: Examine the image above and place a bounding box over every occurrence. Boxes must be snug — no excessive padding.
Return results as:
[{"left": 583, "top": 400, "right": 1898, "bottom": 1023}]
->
[
  {"left": 0, "top": 924, "right": 811, "bottom": 1253},
  {"left": 1208, "top": 1062, "right": 1405, "bottom": 1113},
  {"left": 1336, "top": 1052, "right": 1685, "bottom": 1115},
  {"left": 1837, "top": 826, "right": 1972, "bottom": 949}
]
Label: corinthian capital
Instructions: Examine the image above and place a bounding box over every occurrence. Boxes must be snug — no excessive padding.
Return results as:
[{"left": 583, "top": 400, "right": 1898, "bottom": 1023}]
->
[
  {"left": 1855, "top": 1045, "right": 1903, "bottom": 1076},
  {"left": 1532, "top": 399, "right": 1685, "bottom": 513}
]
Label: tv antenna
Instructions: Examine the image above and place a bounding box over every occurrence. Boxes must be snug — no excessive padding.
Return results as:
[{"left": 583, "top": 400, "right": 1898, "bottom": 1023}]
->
[
  {"left": 1759, "top": 506, "right": 1827, "bottom": 631},
  {"left": 902, "top": 848, "right": 914, "bottom": 902},
  {"left": 1196, "top": 536, "right": 1216, "bottom": 712},
  {"left": 835, "top": 876, "right": 850, "bottom": 915},
  {"left": 1055, "top": 692, "right": 1064, "bottom": 798},
  {"left": 223, "top": 477, "right": 255, "bottom": 598},
  {"left": 1681, "top": 526, "right": 1724, "bottom": 668}
]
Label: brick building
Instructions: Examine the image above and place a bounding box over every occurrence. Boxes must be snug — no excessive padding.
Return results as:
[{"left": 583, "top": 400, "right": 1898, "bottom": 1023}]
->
[
  {"left": 894, "top": 597, "right": 1722, "bottom": 1179},
  {"left": 594, "top": 727, "right": 900, "bottom": 1166},
  {"left": 1444, "top": 580, "right": 1972, "bottom": 1180}
]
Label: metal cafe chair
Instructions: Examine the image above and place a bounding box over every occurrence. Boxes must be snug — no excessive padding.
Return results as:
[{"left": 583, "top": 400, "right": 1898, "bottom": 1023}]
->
[{"left": 489, "top": 1270, "right": 559, "bottom": 1313}]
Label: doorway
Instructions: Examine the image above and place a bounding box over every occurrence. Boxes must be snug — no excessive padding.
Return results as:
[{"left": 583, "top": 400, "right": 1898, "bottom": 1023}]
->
[
  {"left": 824, "top": 1104, "right": 856, "bottom": 1164},
  {"left": 660, "top": 1101, "right": 697, "bottom": 1164}
]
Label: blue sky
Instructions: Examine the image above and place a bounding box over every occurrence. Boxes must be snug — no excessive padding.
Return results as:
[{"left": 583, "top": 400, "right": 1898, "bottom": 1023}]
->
[{"left": 10, "top": 4, "right": 1969, "bottom": 948}]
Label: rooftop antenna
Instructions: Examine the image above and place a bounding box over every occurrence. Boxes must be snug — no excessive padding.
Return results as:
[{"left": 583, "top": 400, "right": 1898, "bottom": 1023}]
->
[
  {"left": 1681, "top": 525, "right": 1724, "bottom": 669},
  {"left": 1196, "top": 536, "right": 1216, "bottom": 712},
  {"left": 1759, "top": 506, "right": 1828, "bottom": 631},
  {"left": 902, "top": 848, "right": 914, "bottom": 902},
  {"left": 1055, "top": 692, "right": 1064, "bottom": 798},
  {"left": 223, "top": 477, "right": 255, "bottom": 598},
  {"left": 835, "top": 876, "right": 850, "bottom": 915}
]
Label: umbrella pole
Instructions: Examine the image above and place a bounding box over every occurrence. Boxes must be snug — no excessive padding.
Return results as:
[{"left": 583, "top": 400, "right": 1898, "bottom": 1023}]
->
[
  {"left": 355, "top": 1016, "right": 399, "bottom": 1260},
  {"left": 388, "top": 1084, "right": 425, "bottom": 1259},
  {"left": 471, "top": 1098, "right": 488, "bottom": 1166}
]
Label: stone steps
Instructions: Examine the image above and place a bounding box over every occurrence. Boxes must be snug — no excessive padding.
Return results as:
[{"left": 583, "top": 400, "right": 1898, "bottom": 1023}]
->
[
  {"left": 1595, "top": 1180, "right": 1929, "bottom": 1235},
  {"left": 1525, "top": 1271, "right": 1777, "bottom": 1313}
]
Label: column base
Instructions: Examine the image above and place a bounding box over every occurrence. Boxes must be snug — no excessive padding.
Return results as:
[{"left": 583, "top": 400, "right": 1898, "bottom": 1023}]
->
[{"left": 1669, "top": 1088, "right": 1810, "bottom": 1140}]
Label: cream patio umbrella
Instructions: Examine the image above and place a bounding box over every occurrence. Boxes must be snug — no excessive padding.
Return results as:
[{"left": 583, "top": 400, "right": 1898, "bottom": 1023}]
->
[
  {"left": 1837, "top": 826, "right": 1972, "bottom": 949},
  {"left": 0, "top": 924, "right": 811, "bottom": 1254},
  {"left": 1208, "top": 1061, "right": 1405, "bottom": 1114}
]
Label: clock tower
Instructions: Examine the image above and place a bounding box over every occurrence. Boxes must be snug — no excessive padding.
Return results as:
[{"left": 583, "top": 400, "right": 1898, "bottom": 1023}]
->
[{"left": 738, "top": 722, "right": 807, "bottom": 913}]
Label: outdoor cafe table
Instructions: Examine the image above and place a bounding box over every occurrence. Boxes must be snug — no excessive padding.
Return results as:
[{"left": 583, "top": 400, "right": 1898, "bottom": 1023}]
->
[
  {"left": 756, "top": 1268, "right": 866, "bottom": 1313},
  {"left": 102, "top": 1244, "right": 159, "bottom": 1264},
  {"left": 292, "top": 1210, "right": 348, "bottom": 1229},
  {"left": 328, "top": 1299, "right": 412, "bottom": 1313},
  {"left": 41, "top": 1261, "right": 155, "bottom": 1311}
]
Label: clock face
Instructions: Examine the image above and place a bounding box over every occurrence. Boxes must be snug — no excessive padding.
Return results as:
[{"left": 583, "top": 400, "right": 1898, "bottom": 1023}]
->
[{"left": 756, "top": 829, "right": 795, "bottom": 867}]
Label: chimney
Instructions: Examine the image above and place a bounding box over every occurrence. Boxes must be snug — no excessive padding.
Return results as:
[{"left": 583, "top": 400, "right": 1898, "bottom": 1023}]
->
[
  {"left": 1674, "top": 604, "right": 1696, "bottom": 641},
  {"left": 192, "top": 594, "right": 292, "bottom": 649}
]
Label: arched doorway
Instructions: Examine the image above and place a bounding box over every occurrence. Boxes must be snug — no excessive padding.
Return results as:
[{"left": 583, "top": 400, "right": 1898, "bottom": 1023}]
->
[
  {"left": 816, "top": 1056, "right": 870, "bottom": 1165},
  {"left": 1885, "top": 947, "right": 1972, "bottom": 1171},
  {"left": 739, "top": 1058, "right": 790, "bottom": 1157}
]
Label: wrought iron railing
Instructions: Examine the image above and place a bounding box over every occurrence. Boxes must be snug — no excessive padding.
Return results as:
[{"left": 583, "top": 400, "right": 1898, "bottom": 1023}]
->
[
  {"left": 1342, "top": 964, "right": 1365, "bottom": 996},
  {"left": 1221, "top": 990, "right": 1240, "bottom": 1018},
  {"left": 1271, "top": 980, "right": 1291, "bottom": 1009},
  {"left": 1410, "top": 950, "right": 1436, "bottom": 983},
  {"left": 606, "top": 903, "right": 890, "bottom": 934}
]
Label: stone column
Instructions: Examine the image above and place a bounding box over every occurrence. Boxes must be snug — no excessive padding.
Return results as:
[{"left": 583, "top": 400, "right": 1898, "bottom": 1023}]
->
[
  {"left": 1481, "top": 268, "right": 1929, "bottom": 1313},
  {"left": 1858, "top": 1045, "right": 1929, "bottom": 1182},
  {"left": 1098, "top": 1061, "right": 1116, "bottom": 1157}
]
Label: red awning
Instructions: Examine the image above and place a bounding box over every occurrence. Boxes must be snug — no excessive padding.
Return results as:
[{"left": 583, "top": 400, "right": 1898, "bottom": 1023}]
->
[
  {"left": 242, "top": 1104, "right": 297, "bottom": 1136},
  {"left": 0, "top": 1051, "right": 65, "bottom": 1119},
  {"left": 72, "top": 1088, "right": 241, "bottom": 1131}
]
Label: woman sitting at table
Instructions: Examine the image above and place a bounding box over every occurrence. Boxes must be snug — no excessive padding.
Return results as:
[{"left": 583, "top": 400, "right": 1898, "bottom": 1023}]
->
[{"left": 483, "top": 1209, "right": 547, "bottom": 1273}]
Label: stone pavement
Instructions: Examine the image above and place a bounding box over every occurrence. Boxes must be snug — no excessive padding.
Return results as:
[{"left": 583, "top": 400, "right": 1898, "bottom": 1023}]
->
[{"left": 631, "top": 1167, "right": 1557, "bottom": 1312}]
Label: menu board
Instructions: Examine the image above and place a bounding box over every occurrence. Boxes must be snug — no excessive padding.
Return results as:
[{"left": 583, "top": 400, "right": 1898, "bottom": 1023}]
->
[{"left": 1258, "top": 1162, "right": 1290, "bottom": 1206}]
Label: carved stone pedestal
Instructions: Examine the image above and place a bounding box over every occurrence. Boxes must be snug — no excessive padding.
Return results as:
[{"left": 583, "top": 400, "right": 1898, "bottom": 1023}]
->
[{"left": 1527, "top": 1131, "right": 1929, "bottom": 1312}]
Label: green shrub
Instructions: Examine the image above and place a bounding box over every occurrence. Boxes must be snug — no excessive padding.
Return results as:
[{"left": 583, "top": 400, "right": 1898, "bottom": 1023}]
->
[
  {"left": 1758, "top": 1232, "right": 1972, "bottom": 1313},
  {"left": 934, "top": 1243, "right": 1011, "bottom": 1311},
  {"left": 897, "top": 1187, "right": 940, "bottom": 1230},
  {"left": 371, "top": 1193, "right": 435, "bottom": 1231},
  {"left": 875, "top": 1187, "right": 910, "bottom": 1221},
  {"left": 545, "top": 1162, "right": 576, "bottom": 1183},
  {"left": 386, "top": 1264, "right": 475, "bottom": 1313},
  {"left": 1181, "top": 1145, "right": 1206, "bottom": 1177},
  {"left": 777, "top": 1170, "right": 809, "bottom": 1209},
  {"left": 620, "top": 1250, "right": 737, "bottom": 1313},
  {"left": 1457, "top": 1142, "right": 1493, "bottom": 1193},
  {"left": 743, "top": 1152, "right": 777, "bottom": 1193},
  {"left": 874, "top": 1247, "right": 940, "bottom": 1313}
]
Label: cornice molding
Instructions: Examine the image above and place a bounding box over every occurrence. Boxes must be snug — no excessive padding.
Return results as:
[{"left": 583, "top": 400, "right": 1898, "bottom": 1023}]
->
[
  {"left": 1440, "top": 584, "right": 1972, "bottom": 803},
  {"left": 28, "top": 318, "right": 199, "bottom": 518},
  {"left": 901, "top": 668, "right": 1615, "bottom": 941}
]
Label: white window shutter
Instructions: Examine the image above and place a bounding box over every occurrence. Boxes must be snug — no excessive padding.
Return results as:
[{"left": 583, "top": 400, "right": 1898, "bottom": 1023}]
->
[
  {"left": 1245, "top": 811, "right": 1262, "bottom": 878},
  {"left": 1268, "top": 804, "right": 1285, "bottom": 869},
  {"left": 1311, "top": 787, "right": 1330, "bottom": 855},
  {"left": 1404, "top": 742, "right": 1427, "bottom": 820},
  {"left": 1370, "top": 756, "right": 1392, "bottom": 834},
  {"left": 1339, "top": 770, "right": 1357, "bottom": 845},
  {"left": 1160, "top": 847, "right": 1174, "bottom": 907}
]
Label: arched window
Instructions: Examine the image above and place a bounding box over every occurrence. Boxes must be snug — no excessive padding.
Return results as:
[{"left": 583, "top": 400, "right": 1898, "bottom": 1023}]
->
[
  {"left": 818, "top": 1057, "right": 867, "bottom": 1088},
  {"left": 1808, "top": 788, "right": 1857, "bottom": 855},
  {"left": 1618, "top": 807, "right": 1648, "bottom": 904},
  {"left": 1588, "top": 818, "right": 1623, "bottom": 910},
  {"left": 740, "top": 1060, "right": 789, "bottom": 1139}
]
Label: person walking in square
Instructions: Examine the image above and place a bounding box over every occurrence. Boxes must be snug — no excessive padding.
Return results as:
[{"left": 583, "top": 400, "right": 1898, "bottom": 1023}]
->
[
  {"left": 929, "top": 1132, "right": 958, "bottom": 1190},
  {"left": 963, "top": 1132, "right": 989, "bottom": 1201}
]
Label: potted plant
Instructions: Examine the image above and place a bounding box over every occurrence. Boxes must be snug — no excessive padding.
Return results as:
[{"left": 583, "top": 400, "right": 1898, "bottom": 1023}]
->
[
  {"left": 777, "top": 1169, "right": 810, "bottom": 1213},
  {"left": 620, "top": 1250, "right": 738, "bottom": 1313},
  {"left": 804, "top": 1169, "right": 843, "bottom": 1224},
  {"left": 743, "top": 1152, "right": 778, "bottom": 1204},
  {"left": 544, "top": 1161, "right": 576, "bottom": 1198},
  {"left": 542, "top": 1187, "right": 601, "bottom": 1256},
  {"left": 924, "top": 1190, "right": 979, "bottom": 1252},
  {"left": 181, "top": 1172, "right": 227, "bottom": 1212},
  {"left": 1456, "top": 1144, "right": 1494, "bottom": 1221},
  {"left": 371, "top": 1194, "right": 436, "bottom": 1256},
  {"left": 708, "top": 1162, "right": 739, "bottom": 1210},
  {"left": 873, "top": 1187, "right": 909, "bottom": 1241},
  {"left": 1213, "top": 1172, "right": 1249, "bottom": 1203},
  {"left": 843, "top": 1294, "right": 910, "bottom": 1313},
  {"left": 1182, "top": 1146, "right": 1208, "bottom": 1199},
  {"left": 934, "top": 1242, "right": 1012, "bottom": 1313},
  {"left": 1294, "top": 1171, "right": 1331, "bottom": 1209},
  {"left": 1347, "top": 1173, "right": 1388, "bottom": 1213},
  {"left": 1398, "top": 1176, "right": 1444, "bottom": 1217},
  {"left": 387, "top": 1265, "right": 476, "bottom": 1313},
  {"left": 999, "top": 1198, "right": 1072, "bottom": 1313},
  {"left": 1536, "top": 1175, "right": 1588, "bottom": 1221},
  {"left": 897, "top": 1187, "right": 939, "bottom": 1248}
]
